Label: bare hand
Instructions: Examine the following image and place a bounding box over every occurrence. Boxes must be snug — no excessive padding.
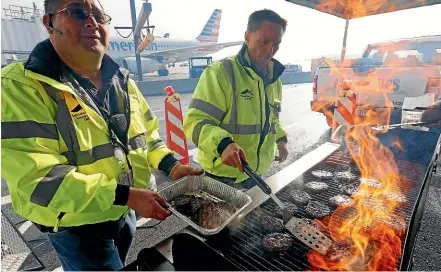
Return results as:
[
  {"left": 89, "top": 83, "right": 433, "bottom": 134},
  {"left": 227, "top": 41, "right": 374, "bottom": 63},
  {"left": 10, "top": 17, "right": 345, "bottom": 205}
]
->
[
  {"left": 221, "top": 143, "right": 248, "bottom": 173},
  {"left": 275, "top": 142, "right": 289, "bottom": 163},
  {"left": 170, "top": 164, "right": 204, "bottom": 181},
  {"left": 126, "top": 188, "right": 170, "bottom": 220},
  {"left": 421, "top": 103, "right": 441, "bottom": 128}
]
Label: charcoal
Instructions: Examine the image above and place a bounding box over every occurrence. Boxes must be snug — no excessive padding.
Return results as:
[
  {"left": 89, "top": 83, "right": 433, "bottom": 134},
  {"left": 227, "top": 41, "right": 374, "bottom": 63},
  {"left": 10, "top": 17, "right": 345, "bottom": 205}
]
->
[
  {"left": 259, "top": 214, "right": 284, "bottom": 233},
  {"left": 262, "top": 233, "right": 293, "bottom": 253},
  {"left": 274, "top": 202, "right": 298, "bottom": 219},
  {"left": 304, "top": 181, "right": 329, "bottom": 194},
  {"left": 287, "top": 189, "right": 311, "bottom": 206},
  {"left": 329, "top": 194, "right": 353, "bottom": 208},
  {"left": 305, "top": 201, "right": 331, "bottom": 218}
]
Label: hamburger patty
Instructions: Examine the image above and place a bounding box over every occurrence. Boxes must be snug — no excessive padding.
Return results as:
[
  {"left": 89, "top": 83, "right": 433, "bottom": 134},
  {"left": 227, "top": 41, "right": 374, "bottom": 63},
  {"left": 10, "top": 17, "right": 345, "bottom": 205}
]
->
[
  {"left": 334, "top": 172, "right": 358, "bottom": 183},
  {"left": 360, "top": 178, "right": 384, "bottom": 188},
  {"left": 384, "top": 191, "right": 407, "bottom": 204},
  {"left": 305, "top": 201, "right": 331, "bottom": 218},
  {"left": 288, "top": 189, "right": 311, "bottom": 206},
  {"left": 329, "top": 194, "right": 353, "bottom": 208},
  {"left": 304, "top": 181, "right": 329, "bottom": 194},
  {"left": 259, "top": 214, "right": 284, "bottom": 232},
  {"left": 339, "top": 183, "right": 359, "bottom": 195},
  {"left": 262, "top": 233, "right": 293, "bottom": 253},
  {"left": 310, "top": 170, "right": 333, "bottom": 180},
  {"left": 274, "top": 202, "right": 299, "bottom": 219}
]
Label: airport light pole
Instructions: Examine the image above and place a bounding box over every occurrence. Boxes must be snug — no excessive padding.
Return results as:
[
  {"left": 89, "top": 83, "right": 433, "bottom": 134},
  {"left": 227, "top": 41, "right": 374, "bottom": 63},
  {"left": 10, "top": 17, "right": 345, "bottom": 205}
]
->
[{"left": 130, "top": 0, "right": 143, "bottom": 82}]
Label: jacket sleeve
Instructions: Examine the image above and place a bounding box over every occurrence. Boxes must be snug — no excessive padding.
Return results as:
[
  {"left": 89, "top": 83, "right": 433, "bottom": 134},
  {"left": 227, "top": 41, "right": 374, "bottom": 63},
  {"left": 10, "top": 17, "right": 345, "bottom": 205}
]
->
[
  {"left": 183, "top": 66, "right": 233, "bottom": 158},
  {"left": 1, "top": 77, "right": 118, "bottom": 214},
  {"left": 276, "top": 80, "right": 288, "bottom": 143},
  {"left": 129, "top": 80, "right": 174, "bottom": 170}
]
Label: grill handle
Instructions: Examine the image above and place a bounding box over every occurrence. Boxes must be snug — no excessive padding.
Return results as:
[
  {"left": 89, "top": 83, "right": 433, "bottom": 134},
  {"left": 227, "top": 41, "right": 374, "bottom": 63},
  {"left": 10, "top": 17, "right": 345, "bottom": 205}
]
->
[{"left": 241, "top": 159, "right": 272, "bottom": 195}]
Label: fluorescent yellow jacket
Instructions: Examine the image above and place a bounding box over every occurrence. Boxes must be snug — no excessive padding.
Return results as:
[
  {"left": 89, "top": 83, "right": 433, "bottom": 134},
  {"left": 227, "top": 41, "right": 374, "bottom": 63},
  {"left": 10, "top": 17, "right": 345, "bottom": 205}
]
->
[
  {"left": 183, "top": 44, "right": 287, "bottom": 182},
  {"left": 1, "top": 40, "right": 174, "bottom": 229}
]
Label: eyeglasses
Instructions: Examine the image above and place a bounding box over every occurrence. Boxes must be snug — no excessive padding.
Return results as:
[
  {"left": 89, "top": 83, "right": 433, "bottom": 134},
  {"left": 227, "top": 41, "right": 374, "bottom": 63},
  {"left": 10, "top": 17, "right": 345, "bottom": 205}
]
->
[{"left": 51, "top": 6, "right": 111, "bottom": 25}]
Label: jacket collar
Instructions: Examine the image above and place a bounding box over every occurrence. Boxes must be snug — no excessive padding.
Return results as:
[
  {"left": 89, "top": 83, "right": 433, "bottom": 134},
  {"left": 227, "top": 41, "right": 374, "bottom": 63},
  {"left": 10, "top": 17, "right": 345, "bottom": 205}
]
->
[
  {"left": 24, "top": 39, "right": 129, "bottom": 85},
  {"left": 236, "top": 43, "right": 285, "bottom": 85}
]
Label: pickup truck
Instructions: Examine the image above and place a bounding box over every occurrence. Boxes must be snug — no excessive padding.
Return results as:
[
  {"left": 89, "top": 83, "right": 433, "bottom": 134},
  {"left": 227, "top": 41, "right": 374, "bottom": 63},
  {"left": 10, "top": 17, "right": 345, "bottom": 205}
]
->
[{"left": 311, "top": 35, "right": 441, "bottom": 127}]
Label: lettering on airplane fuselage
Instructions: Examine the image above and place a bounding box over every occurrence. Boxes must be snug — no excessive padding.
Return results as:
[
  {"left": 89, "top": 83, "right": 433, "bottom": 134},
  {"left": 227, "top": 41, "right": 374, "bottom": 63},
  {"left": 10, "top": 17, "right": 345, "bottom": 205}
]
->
[{"left": 108, "top": 41, "right": 158, "bottom": 52}]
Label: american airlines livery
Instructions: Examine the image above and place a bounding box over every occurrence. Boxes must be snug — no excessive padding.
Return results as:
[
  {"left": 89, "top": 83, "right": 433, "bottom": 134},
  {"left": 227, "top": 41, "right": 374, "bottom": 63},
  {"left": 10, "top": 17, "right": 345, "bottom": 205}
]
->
[{"left": 107, "top": 9, "right": 242, "bottom": 76}]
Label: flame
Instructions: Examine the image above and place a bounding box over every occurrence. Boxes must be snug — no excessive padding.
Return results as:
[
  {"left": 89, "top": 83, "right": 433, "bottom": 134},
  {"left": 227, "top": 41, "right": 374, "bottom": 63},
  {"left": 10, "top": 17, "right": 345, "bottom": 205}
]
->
[{"left": 305, "top": 1, "right": 439, "bottom": 269}]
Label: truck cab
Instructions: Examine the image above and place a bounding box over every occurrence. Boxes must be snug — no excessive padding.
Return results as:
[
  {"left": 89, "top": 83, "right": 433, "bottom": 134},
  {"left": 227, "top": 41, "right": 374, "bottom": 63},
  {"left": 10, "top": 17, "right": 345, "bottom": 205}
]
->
[
  {"left": 189, "top": 57, "right": 213, "bottom": 78},
  {"left": 312, "top": 35, "right": 441, "bottom": 127}
]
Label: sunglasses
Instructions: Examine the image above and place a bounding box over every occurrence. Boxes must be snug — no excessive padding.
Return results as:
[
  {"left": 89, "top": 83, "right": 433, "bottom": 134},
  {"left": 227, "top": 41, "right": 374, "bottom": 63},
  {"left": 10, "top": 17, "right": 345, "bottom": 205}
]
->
[{"left": 51, "top": 5, "right": 111, "bottom": 25}]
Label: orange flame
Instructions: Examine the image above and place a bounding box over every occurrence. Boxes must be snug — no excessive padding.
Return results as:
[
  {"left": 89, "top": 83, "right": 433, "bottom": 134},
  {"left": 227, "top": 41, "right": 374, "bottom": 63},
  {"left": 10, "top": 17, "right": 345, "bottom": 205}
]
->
[{"left": 304, "top": 1, "right": 438, "bottom": 270}]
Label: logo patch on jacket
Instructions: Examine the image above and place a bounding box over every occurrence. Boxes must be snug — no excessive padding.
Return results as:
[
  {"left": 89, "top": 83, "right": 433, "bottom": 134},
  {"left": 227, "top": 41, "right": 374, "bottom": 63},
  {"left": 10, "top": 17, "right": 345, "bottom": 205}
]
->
[
  {"left": 70, "top": 105, "right": 90, "bottom": 121},
  {"left": 240, "top": 89, "right": 254, "bottom": 100}
]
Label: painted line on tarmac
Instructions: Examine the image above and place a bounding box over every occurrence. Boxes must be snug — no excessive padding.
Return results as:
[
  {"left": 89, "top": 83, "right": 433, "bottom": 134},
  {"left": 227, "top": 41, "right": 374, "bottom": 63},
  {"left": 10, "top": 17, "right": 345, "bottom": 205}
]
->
[
  {"left": 1, "top": 195, "right": 12, "bottom": 205},
  {"left": 18, "top": 220, "right": 33, "bottom": 234}
]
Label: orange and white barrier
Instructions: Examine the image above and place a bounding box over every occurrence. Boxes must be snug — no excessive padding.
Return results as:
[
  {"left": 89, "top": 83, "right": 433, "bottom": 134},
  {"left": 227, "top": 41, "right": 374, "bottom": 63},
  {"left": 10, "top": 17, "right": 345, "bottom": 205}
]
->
[
  {"left": 164, "top": 86, "right": 190, "bottom": 165},
  {"left": 332, "top": 89, "right": 357, "bottom": 134}
]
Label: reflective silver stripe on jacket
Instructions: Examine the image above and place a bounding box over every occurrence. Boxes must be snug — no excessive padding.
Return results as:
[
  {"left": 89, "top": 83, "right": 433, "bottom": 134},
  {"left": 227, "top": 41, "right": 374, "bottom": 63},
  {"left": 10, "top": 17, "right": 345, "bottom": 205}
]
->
[{"left": 1, "top": 121, "right": 58, "bottom": 140}]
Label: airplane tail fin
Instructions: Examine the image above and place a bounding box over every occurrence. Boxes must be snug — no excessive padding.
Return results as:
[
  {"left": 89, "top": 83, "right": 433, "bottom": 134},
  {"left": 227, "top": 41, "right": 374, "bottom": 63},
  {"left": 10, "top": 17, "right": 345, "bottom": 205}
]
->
[{"left": 196, "top": 9, "right": 221, "bottom": 43}]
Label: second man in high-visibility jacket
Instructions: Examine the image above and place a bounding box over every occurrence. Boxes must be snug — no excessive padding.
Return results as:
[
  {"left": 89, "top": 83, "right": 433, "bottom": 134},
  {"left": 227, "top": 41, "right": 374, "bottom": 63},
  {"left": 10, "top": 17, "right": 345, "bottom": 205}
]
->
[{"left": 184, "top": 9, "right": 289, "bottom": 189}]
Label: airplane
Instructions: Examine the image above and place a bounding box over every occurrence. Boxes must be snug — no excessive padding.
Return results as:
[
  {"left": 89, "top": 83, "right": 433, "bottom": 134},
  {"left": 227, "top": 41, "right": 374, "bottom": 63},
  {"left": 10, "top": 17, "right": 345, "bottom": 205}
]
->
[{"left": 107, "top": 9, "right": 243, "bottom": 76}]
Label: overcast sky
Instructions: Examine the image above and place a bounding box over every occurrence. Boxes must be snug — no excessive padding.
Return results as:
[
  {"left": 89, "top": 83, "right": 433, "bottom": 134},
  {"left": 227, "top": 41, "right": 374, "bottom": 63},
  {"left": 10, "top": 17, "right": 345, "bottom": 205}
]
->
[{"left": 2, "top": 0, "right": 440, "bottom": 66}]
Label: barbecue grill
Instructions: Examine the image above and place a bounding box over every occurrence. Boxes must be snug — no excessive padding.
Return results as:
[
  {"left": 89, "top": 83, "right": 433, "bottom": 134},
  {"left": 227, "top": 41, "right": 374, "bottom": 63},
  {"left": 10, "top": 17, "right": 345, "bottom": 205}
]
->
[{"left": 127, "top": 128, "right": 440, "bottom": 271}]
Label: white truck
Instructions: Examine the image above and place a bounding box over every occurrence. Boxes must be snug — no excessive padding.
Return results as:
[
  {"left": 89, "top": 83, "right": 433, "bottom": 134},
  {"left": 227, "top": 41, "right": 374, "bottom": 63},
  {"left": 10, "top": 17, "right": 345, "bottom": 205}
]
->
[{"left": 311, "top": 35, "right": 441, "bottom": 127}]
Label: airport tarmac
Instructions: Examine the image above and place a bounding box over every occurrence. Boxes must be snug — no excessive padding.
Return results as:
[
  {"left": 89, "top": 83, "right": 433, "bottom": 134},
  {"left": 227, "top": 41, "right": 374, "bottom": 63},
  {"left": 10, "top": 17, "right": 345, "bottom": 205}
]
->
[{"left": 1, "top": 83, "right": 440, "bottom": 271}]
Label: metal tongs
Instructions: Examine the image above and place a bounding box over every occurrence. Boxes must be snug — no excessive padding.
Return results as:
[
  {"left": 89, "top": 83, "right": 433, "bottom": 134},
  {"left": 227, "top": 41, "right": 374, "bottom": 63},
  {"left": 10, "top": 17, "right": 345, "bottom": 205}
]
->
[
  {"left": 331, "top": 120, "right": 438, "bottom": 144},
  {"left": 241, "top": 159, "right": 333, "bottom": 254}
]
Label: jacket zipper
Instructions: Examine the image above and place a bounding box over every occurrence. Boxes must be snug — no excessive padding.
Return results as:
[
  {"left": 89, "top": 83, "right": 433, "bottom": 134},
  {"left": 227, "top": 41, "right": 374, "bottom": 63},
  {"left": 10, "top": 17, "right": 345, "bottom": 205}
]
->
[{"left": 256, "top": 81, "right": 271, "bottom": 172}]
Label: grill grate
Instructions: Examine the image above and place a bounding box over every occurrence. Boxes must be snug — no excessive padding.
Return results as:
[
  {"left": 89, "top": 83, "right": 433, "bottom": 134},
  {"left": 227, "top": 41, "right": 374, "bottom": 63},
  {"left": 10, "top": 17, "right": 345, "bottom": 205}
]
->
[{"left": 218, "top": 149, "right": 428, "bottom": 271}]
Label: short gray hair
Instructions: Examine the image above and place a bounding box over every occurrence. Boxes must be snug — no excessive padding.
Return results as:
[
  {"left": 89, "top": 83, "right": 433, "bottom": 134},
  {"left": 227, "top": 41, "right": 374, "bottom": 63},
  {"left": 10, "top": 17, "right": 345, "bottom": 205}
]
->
[
  {"left": 44, "top": 0, "right": 105, "bottom": 14},
  {"left": 44, "top": 0, "right": 62, "bottom": 14},
  {"left": 247, "top": 9, "right": 287, "bottom": 33}
]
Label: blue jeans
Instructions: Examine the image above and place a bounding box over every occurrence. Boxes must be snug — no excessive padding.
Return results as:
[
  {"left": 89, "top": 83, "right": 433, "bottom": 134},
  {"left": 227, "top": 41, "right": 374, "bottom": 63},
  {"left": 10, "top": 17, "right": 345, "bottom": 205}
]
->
[{"left": 48, "top": 210, "right": 136, "bottom": 271}]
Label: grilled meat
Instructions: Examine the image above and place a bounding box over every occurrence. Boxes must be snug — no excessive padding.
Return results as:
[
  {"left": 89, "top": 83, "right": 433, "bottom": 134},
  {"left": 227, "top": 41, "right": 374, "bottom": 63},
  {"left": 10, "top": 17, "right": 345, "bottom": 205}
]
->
[
  {"left": 304, "top": 181, "right": 329, "bottom": 194},
  {"left": 384, "top": 191, "right": 407, "bottom": 204},
  {"left": 199, "top": 202, "right": 236, "bottom": 229},
  {"left": 334, "top": 171, "right": 358, "bottom": 183},
  {"left": 288, "top": 189, "right": 311, "bottom": 206},
  {"left": 305, "top": 201, "right": 331, "bottom": 218},
  {"left": 374, "top": 215, "right": 406, "bottom": 235},
  {"left": 171, "top": 194, "right": 236, "bottom": 229},
  {"left": 262, "top": 233, "right": 293, "bottom": 253},
  {"left": 329, "top": 194, "right": 353, "bottom": 208},
  {"left": 310, "top": 170, "right": 333, "bottom": 180},
  {"left": 326, "top": 241, "right": 352, "bottom": 261},
  {"left": 274, "top": 202, "right": 299, "bottom": 219},
  {"left": 259, "top": 214, "right": 284, "bottom": 233},
  {"left": 360, "top": 178, "right": 384, "bottom": 188},
  {"left": 339, "top": 183, "right": 359, "bottom": 195}
]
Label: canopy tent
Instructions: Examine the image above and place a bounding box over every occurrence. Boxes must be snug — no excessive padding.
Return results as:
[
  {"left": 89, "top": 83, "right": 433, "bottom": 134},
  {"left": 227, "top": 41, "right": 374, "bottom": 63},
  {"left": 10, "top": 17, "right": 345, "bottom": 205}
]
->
[
  {"left": 285, "top": 0, "right": 441, "bottom": 19},
  {"left": 285, "top": 0, "right": 441, "bottom": 65}
]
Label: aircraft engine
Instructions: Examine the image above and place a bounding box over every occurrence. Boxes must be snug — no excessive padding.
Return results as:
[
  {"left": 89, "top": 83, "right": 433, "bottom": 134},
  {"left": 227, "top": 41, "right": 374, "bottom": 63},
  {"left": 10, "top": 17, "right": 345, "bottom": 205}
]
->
[{"left": 122, "top": 57, "right": 161, "bottom": 75}]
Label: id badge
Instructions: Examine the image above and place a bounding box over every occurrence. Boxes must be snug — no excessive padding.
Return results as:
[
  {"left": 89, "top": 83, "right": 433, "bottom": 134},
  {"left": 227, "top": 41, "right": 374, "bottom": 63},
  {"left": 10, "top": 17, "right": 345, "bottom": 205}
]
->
[{"left": 119, "top": 170, "right": 134, "bottom": 187}]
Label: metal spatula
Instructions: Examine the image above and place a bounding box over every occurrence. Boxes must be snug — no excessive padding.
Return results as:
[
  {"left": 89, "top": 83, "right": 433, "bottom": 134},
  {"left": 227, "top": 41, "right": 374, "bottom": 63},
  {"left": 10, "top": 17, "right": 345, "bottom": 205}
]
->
[{"left": 241, "top": 159, "right": 333, "bottom": 254}]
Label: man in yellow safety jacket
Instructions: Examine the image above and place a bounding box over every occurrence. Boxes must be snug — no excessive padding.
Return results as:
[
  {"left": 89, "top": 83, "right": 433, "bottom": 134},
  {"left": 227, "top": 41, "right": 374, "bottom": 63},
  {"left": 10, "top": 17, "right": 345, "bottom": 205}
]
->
[
  {"left": 184, "top": 9, "right": 289, "bottom": 190},
  {"left": 1, "top": 0, "right": 202, "bottom": 270}
]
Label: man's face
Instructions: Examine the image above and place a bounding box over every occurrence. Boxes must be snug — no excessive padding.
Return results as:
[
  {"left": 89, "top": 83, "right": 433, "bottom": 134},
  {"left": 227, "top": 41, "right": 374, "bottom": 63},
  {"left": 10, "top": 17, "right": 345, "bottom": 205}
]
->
[
  {"left": 45, "top": 0, "right": 110, "bottom": 62},
  {"left": 245, "top": 21, "right": 284, "bottom": 68}
]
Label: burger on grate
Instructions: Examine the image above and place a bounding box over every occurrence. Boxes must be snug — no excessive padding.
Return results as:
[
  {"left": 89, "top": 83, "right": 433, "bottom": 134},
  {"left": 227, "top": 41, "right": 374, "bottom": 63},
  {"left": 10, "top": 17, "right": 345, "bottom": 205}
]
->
[
  {"left": 287, "top": 189, "right": 311, "bottom": 206},
  {"left": 304, "top": 181, "right": 329, "bottom": 194},
  {"left": 274, "top": 202, "right": 298, "bottom": 219},
  {"left": 262, "top": 233, "right": 293, "bottom": 253},
  {"left": 305, "top": 201, "right": 331, "bottom": 218},
  {"left": 310, "top": 170, "right": 334, "bottom": 180},
  {"left": 329, "top": 194, "right": 353, "bottom": 208},
  {"left": 333, "top": 171, "right": 358, "bottom": 183},
  {"left": 339, "top": 183, "right": 360, "bottom": 195},
  {"left": 259, "top": 214, "right": 284, "bottom": 233},
  {"left": 360, "top": 178, "right": 384, "bottom": 188}
]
